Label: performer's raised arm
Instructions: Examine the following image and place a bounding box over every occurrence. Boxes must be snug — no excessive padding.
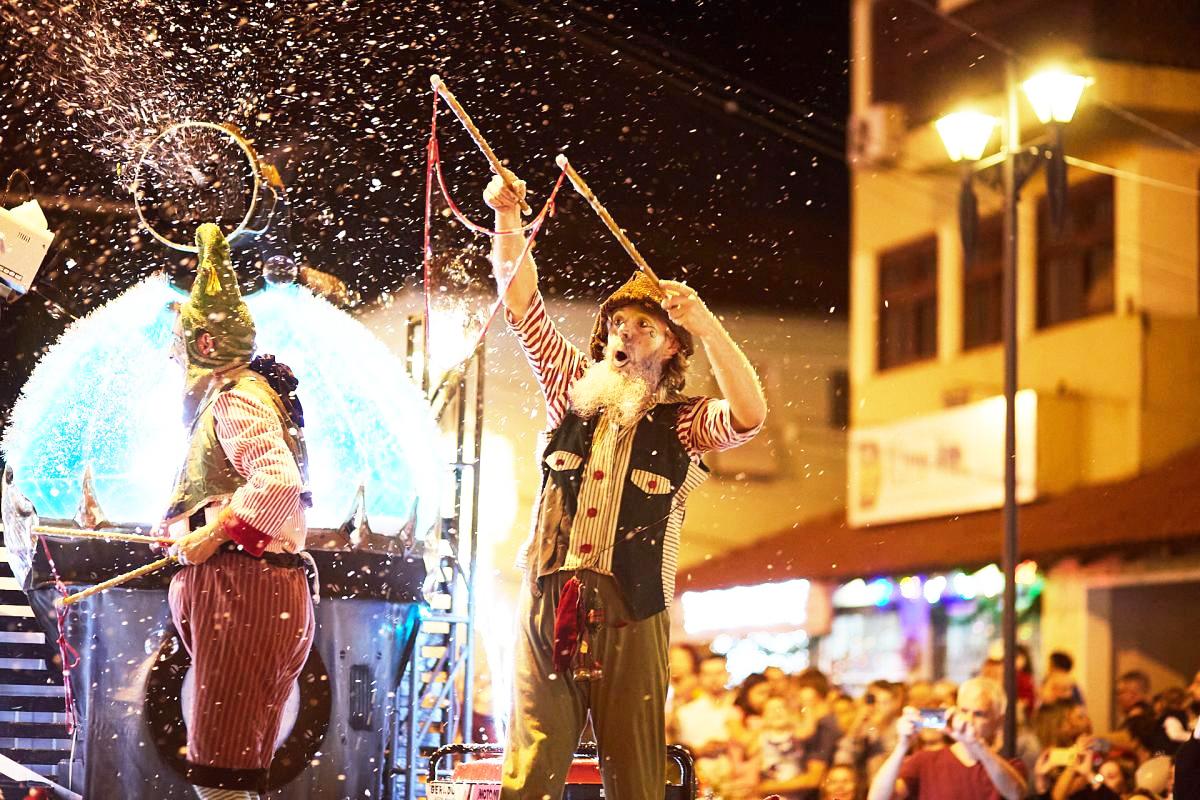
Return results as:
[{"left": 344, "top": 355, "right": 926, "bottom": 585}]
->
[
  {"left": 659, "top": 279, "right": 767, "bottom": 434},
  {"left": 485, "top": 171, "right": 538, "bottom": 320}
]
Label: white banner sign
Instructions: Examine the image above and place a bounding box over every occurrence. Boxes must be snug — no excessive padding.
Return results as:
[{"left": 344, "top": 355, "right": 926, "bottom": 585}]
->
[{"left": 848, "top": 390, "right": 1037, "bottom": 527}]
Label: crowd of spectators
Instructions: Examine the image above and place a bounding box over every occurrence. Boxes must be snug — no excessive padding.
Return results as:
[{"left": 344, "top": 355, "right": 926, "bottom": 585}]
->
[{"left": 666, "top": 646, "right": 1200, "bottom": 800}]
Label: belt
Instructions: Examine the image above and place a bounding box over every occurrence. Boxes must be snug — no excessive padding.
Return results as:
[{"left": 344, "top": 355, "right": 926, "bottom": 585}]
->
[
  {"left": 186, "top": 508, "right": 321, "bottom": 604},
  {"left": 218, "top": 540, "right": 304, "bottom": 569}
]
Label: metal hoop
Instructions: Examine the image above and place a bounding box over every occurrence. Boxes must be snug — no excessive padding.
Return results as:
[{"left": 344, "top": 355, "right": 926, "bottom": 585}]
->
[{"left": 130, "top": 120, "right": 263, "bottom": 253}]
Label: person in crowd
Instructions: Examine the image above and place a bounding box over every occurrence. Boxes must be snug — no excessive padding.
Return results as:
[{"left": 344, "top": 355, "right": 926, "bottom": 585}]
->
[
  {"left": 1042, "top": 651, "right": 1085, "bottom": 707},
  {"left": 667, "top": 643, "right": 701, "bottom": 739},
  {"left": 1115, "top": 672, "right": 1153, "bottom": 730},
  {"left": 1188, "top": 668, "right": 1200, "bottom": 728},
  {"left": 1174, "top": 717, "right": 1200, "bottom": 800},
  {"left": 792, "top": 669, "right": 842, "bottom": 799},
  {"left": 1032, "top": 700, "right": 1094, "bottom": 796},
  {"left": 670, "top": 644, "right": 701, "bottom": 705},
  {"left": 833, "top": 692, "right": 860, "bottom": 738},
  {"left": 1149, "top": 686, "right": 1191, "bottom": 756},
  {"left": 1016, "top": 645, "right": 1037, "bottom": 721},
  {"left": 867, "top": 677, "right": 1027, "bottom": 800},
  {"left": 820, "top": 764, "right": 862, "bottom": 800},
  {"left": 835, "top": 680, "right": 905, "bottom": 785},
  {"left": 907, "top": 682, "right": 934, "bottom": 713},
  {"left": 981, "top": 656, "right": 1005, "bottom": 688},
  {"left": 749, "top": 695, "right": 812, "bottom": 799},
  {"left": 765, "top": 666, "right": 790, "bottom": 699},
  {"left": 1048, "top": 748, "right": 1135, "bottom": 800},
  {"left": 675, "top": 654, "right": 741, "bottom": 793},
  {"left": 730, "top": 672, "right": 772, "bottom": 749}
]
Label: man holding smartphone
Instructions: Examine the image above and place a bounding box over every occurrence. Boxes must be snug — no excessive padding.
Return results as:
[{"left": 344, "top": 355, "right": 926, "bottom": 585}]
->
[{"left": 867, "top": 678, "right": 1027, "bottom": 800}]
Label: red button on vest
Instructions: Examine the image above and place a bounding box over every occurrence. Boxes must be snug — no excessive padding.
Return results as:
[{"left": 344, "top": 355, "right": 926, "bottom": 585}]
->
[
  {"left": 648, "top": 480, "right": 657, "bottom": 490},
  {"left": 586, "top": 507, "right": 598, "bottom": 518},
  {"left": 579, "top": 543, "right": 593, "bottom": 553},
  {"left": 593, "top": 470, "right": 605, "bottom": 480}
]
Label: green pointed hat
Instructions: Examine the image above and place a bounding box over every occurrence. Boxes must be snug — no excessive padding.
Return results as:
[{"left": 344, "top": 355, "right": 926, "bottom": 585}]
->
[{"left": 178, "top": 222, "right": 256, "bottom": 368}]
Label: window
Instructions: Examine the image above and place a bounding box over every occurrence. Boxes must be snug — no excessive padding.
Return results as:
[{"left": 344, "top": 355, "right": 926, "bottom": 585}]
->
[
  {"left": 1037, "top": 175, "right": 1114, "bottom": 328},
  {"left": 878, "top": 236, "right": 938, "bottom": 370},
  {"left": 828, "top": 369, "right": 849, "bottom": 430},
  {"left": 963, "top": 214, "right": 1003, "bottom": 349}
]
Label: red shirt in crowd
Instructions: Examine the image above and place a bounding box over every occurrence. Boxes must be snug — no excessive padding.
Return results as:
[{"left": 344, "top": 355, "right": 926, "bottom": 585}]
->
[{"left": 897, "top": 747, "right": 1025, "bottom": 800}]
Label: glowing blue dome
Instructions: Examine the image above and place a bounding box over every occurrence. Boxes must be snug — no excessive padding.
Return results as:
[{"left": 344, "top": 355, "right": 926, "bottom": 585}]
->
[{"left": 2, "top": 275, "right": 440, "bottom": 535}]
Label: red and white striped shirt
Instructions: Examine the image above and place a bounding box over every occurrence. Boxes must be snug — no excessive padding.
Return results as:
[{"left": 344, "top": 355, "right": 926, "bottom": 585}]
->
[
  {"left": 209, "top": 386, "right": 307, "bottom": 555},
  {"left": 509, "top": 292, "right": 758, "bottom": 585}
]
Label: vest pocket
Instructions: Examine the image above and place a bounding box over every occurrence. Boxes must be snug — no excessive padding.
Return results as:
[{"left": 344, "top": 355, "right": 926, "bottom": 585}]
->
[
  {"left": 545, "top": 450, "right": 583, "bottom": 471},
  {"left": 629, "top": 468, "right": 673, "bottom": 495}
]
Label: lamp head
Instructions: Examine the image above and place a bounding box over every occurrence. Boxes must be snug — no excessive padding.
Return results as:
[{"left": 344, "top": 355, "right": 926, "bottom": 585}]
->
[
  {"left": 935, "top": 111, "right": 999, "bottom": 163},
  {"left": 1022, "top": 69, "right": 1092, "bottom": 124}
]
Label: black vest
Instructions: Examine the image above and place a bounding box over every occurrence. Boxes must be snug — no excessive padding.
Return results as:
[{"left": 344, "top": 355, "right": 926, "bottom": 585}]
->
[{"left": 539, "top": 403, "right": 699, "bottom": 620}]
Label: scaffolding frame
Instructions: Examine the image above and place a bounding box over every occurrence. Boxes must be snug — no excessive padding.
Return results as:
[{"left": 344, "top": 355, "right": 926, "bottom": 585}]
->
[{"left": 387, "top": 315, "right": 484, "bottom": 799}]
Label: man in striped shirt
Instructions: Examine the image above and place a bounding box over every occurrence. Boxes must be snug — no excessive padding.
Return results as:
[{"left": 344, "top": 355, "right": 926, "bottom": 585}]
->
[
  {"left": 485, "top": 174, "right": 767, "bottom": 800},
  {"left": 164, "top": 224, "right": 314, "bottom": 800}
]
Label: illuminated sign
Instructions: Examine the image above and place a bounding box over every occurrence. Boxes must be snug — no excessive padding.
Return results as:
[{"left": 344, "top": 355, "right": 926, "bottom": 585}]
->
[
  {"left": 680, "top": 579, "right": 831, "bottom": 636},
  {"left": 848, "top": 390, "right": 1037, "bottom": 527}
]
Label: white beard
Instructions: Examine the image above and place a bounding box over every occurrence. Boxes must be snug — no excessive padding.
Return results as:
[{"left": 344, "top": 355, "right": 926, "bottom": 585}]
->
[{"left": 568, "top": 358, "right": 656, "bottom": 427}]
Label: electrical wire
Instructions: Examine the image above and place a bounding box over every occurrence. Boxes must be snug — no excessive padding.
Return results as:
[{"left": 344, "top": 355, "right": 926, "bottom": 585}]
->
[
  {"left": 893, "top": 0, "right": 1200, "bottom": 154},
  {"left": 499, "top": 0, "right": 849, "bottom": 160}
]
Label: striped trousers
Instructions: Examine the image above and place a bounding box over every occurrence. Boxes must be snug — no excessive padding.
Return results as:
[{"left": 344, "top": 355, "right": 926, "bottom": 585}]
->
[{"left": 168, "top": 550, "right": 314, "bottom": 788}]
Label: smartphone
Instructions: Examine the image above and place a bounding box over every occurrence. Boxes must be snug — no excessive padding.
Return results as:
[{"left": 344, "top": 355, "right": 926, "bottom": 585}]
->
[
  {"left": 1047, "top": 748, "right": 1075, "bottom": 768},
  {"left": 917, "top": 708, "right": 947, "bottom": 730}
]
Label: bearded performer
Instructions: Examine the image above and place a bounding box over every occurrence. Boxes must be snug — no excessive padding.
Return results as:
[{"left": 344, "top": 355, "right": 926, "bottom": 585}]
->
[
  {"left": 165, "top": 223, "right": 315, "bottom": 800},
  {"left": 484, "top": 173, "right": 767, "bottom": 799}
]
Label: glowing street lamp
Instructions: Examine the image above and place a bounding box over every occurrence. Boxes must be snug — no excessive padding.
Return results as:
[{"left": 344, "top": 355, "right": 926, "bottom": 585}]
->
[
  {"left": 934, "top": 64, "right": 1090, "bottom": 759},
  {"left": 935, "top": 110, "right": 1000, "bottom": 163},
  {"left": 1022, "top": 69, "right": 1092, "bottom": 124}
]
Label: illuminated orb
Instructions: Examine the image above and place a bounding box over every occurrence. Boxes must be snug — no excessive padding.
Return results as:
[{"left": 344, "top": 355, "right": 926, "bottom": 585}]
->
[{"left": 2, "top": 274, "right": 440, "bottom": 535}]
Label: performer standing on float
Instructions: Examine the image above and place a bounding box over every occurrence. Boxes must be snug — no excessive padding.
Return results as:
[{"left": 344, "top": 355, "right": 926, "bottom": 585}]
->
[
  {"left": 484, "top": 172, "right": 767, "bottom": 799},
  {"left": 166, "top": 222, "right": 315, "bottom": 800}
]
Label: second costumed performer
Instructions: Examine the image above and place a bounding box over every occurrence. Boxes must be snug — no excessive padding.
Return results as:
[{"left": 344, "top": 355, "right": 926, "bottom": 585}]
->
[
  {"left": 165, "top": 223, "right": 315, "bottom": 800},
  {"left": 485, "top": 173, "right": 768, "bottom": 800}
]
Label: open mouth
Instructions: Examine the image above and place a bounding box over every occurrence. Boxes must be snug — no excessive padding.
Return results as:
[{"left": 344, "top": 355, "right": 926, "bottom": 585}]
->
[{"left": 613, "top": 349, "right": 630, "bottom": 367}]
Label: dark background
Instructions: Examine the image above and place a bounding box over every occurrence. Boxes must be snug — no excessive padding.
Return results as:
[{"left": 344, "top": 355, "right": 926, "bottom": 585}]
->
[{"left": 0, "top": 0, "right": 849, "bottom": 432}]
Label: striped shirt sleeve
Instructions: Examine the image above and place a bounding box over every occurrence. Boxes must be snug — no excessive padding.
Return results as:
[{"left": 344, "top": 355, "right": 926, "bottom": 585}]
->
[
  {"left": 506, "top": 291, "right": 588, "bottom": 430},
  {"left": 676, "top": 396, "right": 763, "bottom": 458},
  {"left": 212, "top": 387, "right": 303, "bottom": 554}
]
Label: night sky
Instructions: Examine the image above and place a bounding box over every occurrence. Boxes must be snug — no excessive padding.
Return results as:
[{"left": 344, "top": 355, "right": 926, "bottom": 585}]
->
[{"left": 0, "top": 0, "right": 849, "bottom": 432}]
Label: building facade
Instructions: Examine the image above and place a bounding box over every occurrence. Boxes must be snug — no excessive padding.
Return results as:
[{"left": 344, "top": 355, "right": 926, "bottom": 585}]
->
[{"left": 685, "top": 0, "right": 1200, "bottom": 726}]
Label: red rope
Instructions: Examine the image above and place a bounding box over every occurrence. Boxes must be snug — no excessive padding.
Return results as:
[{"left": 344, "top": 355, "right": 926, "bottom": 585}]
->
[
  {"left": 36, "top": 536, "right": 80, "bottom": 735},
  {"left": 422, "top": 91, "right": 567, "bottom": 357}
]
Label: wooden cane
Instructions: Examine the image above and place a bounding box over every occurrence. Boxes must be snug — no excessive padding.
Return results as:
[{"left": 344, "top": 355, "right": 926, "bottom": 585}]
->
[
  {"left": 33, "top": 525, "right": 174, "bottom": 546},
  {"left": 554, "top": 154, "right": 663, "bottom": 287},
  {"left": 56, "top": 556, "right": 176, "bottom": 608},
  {"left": 430, "top": 74, "right": 532, "bottom": 215}
]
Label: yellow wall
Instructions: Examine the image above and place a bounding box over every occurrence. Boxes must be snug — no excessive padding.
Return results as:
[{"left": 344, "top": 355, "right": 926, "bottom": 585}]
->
[{"left": 850, "top": 138, "right": 1200, "bottom": 492}]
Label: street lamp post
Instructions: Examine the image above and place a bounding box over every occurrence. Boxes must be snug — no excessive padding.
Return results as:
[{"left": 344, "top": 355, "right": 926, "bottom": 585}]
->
[{"left": 936, "top": 64, "right": 1090, "bottom": 757}]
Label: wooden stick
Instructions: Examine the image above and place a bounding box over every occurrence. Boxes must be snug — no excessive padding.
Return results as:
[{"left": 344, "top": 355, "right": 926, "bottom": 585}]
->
[
  {"left": 554, "top": 154, "right": 662, "bottom": 287},
  {"left": 430, "top": 74, "right": 532, "bottom": 215},
  {"left": 33, "top": 525, "right": 173, "bottom": 546},
  {"left": 57, "top": 556, "right": 176, "bottom": 608}
]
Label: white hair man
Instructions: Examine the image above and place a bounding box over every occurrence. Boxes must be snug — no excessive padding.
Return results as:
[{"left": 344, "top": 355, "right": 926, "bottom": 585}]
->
[
  {"left": 484, "top": 171, "right": 766, "bottom": 800},
  {"left": 867, "top": 677, "right": 1027, "bottom": 800}
]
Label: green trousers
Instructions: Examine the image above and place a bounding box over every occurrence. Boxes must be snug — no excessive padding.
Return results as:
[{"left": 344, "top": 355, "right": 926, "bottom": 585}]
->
[{"left": 502, "top": 570, "right": 669, "bottom": 800}]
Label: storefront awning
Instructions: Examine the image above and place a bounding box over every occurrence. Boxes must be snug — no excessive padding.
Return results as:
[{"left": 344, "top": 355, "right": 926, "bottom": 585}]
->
[{"left": 679, "top": 443, "right": 1200, "bottom": 593}]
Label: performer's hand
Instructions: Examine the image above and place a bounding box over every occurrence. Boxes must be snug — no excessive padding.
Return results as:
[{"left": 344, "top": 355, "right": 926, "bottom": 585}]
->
[
  {"left": 659, "top": 279, "right": 719, "bottom": 339},
  {"left": 171, "top": 520, "right": 230, "bottom": 566},
  {"left": 483, "top": 172, "right": 526, "bottom": 213}
]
